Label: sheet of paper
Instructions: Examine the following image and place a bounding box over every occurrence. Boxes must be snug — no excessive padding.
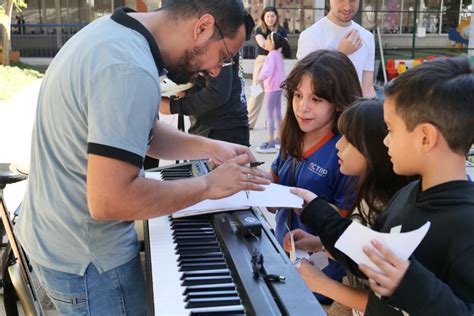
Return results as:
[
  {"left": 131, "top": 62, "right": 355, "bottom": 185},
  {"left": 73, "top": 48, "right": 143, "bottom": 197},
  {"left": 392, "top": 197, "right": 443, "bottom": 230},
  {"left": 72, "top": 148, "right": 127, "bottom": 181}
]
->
[
  {"left": 308, "top": 252, "right": 329, "bottom": 270},
  {"left": 172, "top": 183, "right": 303, "bottom": 218},
  {"left": 335, "top": 221, "right": 431, "bottom": 274},
  {"left": 250, "top": 84, "right": 263, "bottom": 97}
]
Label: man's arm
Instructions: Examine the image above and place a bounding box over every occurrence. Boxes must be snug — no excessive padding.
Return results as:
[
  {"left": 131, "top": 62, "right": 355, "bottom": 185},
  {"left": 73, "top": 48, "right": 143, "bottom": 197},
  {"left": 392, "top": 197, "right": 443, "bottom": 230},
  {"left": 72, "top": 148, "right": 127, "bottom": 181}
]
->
[
  {"left": 87, "top": 152, "right": 270, "bottom": 221},
  {"left": 147, "top": 119, "right": 255, "bottom": 163},
  {"left": 361, "top": 70, "right": 376, "bottom": 97}
]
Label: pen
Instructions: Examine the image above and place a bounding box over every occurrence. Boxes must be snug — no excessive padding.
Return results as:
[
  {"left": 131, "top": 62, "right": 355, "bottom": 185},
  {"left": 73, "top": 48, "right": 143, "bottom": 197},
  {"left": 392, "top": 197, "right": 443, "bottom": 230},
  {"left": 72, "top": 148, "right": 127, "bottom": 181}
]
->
[
  {"left": 250, "top": 161, "right": 265, "bottom": 168},
  {"left": 246, "top": 162, "right": 264, "bottom": 199}
]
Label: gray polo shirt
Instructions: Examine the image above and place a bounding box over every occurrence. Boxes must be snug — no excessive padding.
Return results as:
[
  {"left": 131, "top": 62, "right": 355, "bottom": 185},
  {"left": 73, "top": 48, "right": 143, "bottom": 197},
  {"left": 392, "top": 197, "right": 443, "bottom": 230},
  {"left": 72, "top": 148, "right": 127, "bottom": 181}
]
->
[{"left": 16, "top": 8, "right": 165, "bottom": 275}]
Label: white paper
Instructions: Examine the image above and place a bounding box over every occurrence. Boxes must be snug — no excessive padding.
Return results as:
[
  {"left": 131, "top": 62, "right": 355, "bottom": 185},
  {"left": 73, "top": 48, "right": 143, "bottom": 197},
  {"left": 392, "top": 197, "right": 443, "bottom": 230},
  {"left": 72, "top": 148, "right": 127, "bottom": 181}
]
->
[
  {"left": 308, "top": 252, "right": 329, "bottom": 270},
  {"left": 335, "top": 221, "right": 431, "bottom": 274},
  {"left": 172, "top": 183, "right": 303, "bottom": 218},
  {"left": 250, "top": 84, "right": 263, "bottom": 97}
]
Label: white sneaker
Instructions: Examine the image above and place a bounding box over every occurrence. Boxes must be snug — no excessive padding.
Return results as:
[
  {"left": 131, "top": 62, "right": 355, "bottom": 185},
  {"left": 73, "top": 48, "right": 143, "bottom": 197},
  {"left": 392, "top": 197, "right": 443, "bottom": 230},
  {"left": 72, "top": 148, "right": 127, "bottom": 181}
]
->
[
  {"left": 256, "top": 141, "right": 277, "bottom": 154},
  {"left": 274, "top": 138, "right": 281, "bottom": 149}
]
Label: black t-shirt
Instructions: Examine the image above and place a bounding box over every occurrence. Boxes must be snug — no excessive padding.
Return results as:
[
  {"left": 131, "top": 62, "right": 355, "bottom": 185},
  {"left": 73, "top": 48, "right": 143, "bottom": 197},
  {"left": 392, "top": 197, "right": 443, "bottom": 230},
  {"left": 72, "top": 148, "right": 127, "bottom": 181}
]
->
[{"left": 254, "top": 26, "right": 287, "bottom": 56}]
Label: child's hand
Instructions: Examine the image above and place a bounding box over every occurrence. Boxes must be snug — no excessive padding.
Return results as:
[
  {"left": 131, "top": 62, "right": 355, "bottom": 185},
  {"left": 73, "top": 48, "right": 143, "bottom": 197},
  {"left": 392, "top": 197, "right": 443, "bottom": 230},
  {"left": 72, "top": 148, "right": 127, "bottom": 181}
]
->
[
  {"left": 297, "top": 258, "right": 328, "bottom": 293},
  {"left": 283, "top": 229, "right": 322, "bottom": 253},
  {"left": 290, "top": 187, "right": 318, "bottom": 206},
  {"left": 359, "top": 240, "right": 410, "bottom": 297}
]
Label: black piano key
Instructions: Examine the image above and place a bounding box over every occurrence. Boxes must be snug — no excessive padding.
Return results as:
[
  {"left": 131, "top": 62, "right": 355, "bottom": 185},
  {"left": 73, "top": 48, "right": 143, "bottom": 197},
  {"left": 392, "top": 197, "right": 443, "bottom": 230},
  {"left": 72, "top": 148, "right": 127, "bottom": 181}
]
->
[
  {"left": 183, "top": 283, "right": 237, "bottom": 294},
  {"left": 178, "top": 252, "right": 224, "bottom": 261},
  {"left": 175, "top": 241, "right": 219, "bottom": 249},
  {"left": 173, "top": 218, "right": 210, "bottom": 223},
  {"left": 176, "top": 246, "right": 221, "bottom": 255},
  {"left": 179, "top": 262, "right": 228, "bottom": 272},
  {"left": 174, "top": 236, "right": 217, "bottom": 244},
  {"left": 180, "top": 269, "right": 230, "bottom": 279},
  {"left": 181, "top": 275, "right": 233, "bottom": 286},
  {"left": 185, "top": 290, "right": 239, "bottom": 300},
  {"left": 179, "top": 257, "right": 226, "bottom": 266},
  {"left": 186, "top": 297, "right": 241, "bottom": 309},
  {"left": 173, "top": 221, "right": 212, "bottom": 225},
  {"left": 173, "top": 230, "right": 215, "bottom": 237},
  {"left": 189, "top": 305, "right": 245, "bottom": 315}
]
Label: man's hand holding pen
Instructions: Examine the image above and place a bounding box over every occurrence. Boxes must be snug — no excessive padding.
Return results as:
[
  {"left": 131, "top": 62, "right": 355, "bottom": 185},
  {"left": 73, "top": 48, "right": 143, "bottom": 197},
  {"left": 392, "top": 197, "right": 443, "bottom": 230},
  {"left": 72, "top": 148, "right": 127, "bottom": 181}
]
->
[{"left": 203, "top": 154, "right": 270, "bottom": 201}]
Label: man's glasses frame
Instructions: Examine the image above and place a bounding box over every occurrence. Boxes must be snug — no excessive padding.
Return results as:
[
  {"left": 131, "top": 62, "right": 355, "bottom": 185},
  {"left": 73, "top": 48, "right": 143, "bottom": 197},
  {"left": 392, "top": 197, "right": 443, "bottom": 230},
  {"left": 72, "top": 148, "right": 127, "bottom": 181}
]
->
[{"left": 215, "top": 22, "right": 235, "bottom": 68}]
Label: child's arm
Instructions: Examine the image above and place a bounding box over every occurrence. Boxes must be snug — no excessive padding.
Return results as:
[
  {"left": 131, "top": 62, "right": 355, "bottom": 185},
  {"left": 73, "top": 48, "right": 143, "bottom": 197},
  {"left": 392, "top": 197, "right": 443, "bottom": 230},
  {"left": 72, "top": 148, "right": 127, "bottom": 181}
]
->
[
  {"left": 291, "top": 188, "right": 364, "bottom": 277},
  {"left": 360, "top": 240, "right": 474, "bottom": 314},
  {"left": 298, "top": 260, "right": 369, "bottom": 312}
]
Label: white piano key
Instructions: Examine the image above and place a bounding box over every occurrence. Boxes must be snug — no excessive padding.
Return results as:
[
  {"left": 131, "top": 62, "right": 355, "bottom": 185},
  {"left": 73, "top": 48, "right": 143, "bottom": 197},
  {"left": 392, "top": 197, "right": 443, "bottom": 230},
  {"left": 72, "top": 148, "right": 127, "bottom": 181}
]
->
[
  {"left": 145, "top": 171, "right": 163, "bottom": 181},
  {"left": 149, "top": 216, "right": 187, "bottom": 315}
]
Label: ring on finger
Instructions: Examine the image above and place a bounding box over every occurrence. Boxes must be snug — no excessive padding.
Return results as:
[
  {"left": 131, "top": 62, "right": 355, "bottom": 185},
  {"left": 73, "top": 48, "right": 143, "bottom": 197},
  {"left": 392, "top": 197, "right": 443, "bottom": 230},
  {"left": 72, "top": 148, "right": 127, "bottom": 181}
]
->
[{"left": 247, "top": 173, "right": 251, "bottom": 181}]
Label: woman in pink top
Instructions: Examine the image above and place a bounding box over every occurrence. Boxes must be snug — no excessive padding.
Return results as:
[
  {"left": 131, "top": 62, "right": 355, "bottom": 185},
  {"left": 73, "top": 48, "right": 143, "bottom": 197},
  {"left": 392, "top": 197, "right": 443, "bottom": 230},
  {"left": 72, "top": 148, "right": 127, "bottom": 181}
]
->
[{"left": 257, "top": 32, "right": 290, "bottom": 153}]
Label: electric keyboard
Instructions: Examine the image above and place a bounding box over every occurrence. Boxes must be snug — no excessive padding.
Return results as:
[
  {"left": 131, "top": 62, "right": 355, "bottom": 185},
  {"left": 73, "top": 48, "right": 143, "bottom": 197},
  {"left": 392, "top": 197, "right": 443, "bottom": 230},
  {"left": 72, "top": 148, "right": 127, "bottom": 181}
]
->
[{"left": 144, "top": 161, "right": 325, "bottom": 315}]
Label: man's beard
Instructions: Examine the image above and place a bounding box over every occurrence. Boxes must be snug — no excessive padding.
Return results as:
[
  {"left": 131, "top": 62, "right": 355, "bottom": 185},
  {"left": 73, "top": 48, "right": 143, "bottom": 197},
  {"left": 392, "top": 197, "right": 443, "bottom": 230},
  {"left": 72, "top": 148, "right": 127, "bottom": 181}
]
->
[{"left": 166, "top": 45, "right": 205, "bottom": 84}]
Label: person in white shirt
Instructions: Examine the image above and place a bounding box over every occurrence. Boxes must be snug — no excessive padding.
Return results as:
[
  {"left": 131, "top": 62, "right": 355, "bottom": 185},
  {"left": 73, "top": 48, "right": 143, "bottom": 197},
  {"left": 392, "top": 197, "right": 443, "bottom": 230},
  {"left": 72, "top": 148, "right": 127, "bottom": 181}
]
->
[{"left": 296, "top": 0, "right": 376, "bottom": 97}]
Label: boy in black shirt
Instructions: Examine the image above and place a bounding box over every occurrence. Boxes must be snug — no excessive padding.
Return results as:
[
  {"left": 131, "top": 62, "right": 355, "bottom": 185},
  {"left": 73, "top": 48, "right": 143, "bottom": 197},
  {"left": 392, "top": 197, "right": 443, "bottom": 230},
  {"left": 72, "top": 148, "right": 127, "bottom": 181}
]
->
[{"left": 292, "top": 56, "right": 474, "bottom": 315}]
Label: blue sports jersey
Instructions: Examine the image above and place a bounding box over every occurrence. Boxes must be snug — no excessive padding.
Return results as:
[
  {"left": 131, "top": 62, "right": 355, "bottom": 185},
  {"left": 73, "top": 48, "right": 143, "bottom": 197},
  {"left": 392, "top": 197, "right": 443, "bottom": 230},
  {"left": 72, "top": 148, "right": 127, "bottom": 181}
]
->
[
  {"left": 271, "top": 132, "right": 352, "bottom": 303},
  {"left": 272, "top": 132, "right": 352, "bottom": 243}
]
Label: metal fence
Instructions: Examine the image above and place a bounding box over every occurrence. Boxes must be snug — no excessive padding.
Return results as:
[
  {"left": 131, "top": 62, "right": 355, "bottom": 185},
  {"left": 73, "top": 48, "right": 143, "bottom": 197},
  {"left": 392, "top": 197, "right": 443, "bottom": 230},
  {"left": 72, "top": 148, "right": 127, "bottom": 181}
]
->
[
  {"left": 10, "top": 24, "right": 85, "bottom": 57},
  {"left": 8, "top": 10, "right": 472, "bottom": 60}
]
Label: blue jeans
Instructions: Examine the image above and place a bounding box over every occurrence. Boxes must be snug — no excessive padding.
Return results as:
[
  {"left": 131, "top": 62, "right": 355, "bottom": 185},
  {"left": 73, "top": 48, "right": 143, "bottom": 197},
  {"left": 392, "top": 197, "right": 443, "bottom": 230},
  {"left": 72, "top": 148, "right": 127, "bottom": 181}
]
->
[{"left": 31, "top": 255, "right": 146, "bottom": 315}]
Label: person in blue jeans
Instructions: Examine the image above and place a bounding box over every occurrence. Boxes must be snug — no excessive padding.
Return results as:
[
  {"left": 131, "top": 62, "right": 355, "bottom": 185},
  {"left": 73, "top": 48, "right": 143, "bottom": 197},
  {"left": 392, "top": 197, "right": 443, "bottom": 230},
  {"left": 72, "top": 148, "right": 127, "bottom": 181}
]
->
[
  {"left": 14, "top": 2, "right": 264, "bottom": 315},
  {"left": 265, "top": 50, "right": 362, "bottom": 304}
]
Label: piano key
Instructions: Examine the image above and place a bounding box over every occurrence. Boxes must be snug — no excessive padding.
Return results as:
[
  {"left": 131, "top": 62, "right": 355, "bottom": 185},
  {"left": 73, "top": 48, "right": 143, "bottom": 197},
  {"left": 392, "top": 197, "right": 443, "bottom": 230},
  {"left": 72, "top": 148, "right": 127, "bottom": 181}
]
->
[
  {"left": 189, "top": 305, "right": 245, "bottom": 315},
  {"left": 173, "top": 236, "right": 217, "bottom": 244},
  {"left": 186, "top": 297, "right": 242, "bottom": 309},
  {"left": 179, "top": 258, "right": 226, "bottom": 266},
  {"left": 178, "top": 252, "right": 224, "bottom": 260},
  {"left": 181, "top": 275, "right": 233, "bottom": 286},
  {"left": 179, "top": 262, "right": 228, "bottom": 272},
  {"left": 183, "top": 283, "right": 237, "bottom": 294},
  {"left": 175, "top": 246, "right": 222, "bottom": 255},
  {"left": 174, "top": 241, "right": 219, "bottom": 248},
  {"left": 185, "top": 290, "right": 239, "bottom": 300},
  {"left": 148, "top": 216, "right": 187, "bottom": 315},
  {"left": 180, "top": 269, "right": 230, "bottom": 279}
]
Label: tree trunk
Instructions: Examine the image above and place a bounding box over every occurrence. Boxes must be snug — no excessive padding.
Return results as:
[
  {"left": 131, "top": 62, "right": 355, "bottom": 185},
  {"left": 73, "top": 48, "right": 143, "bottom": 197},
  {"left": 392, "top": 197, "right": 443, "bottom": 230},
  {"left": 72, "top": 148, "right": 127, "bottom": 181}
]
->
[{"left": 1, "top": 0, "right": 14, "bottom": 66}]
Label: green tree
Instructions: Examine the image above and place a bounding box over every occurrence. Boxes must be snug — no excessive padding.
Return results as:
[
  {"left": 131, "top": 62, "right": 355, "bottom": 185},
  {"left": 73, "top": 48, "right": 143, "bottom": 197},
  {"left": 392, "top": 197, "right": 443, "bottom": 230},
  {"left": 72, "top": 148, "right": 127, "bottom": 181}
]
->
[{"left": 0, "top": 0, "right": 26, "bottom": 65}]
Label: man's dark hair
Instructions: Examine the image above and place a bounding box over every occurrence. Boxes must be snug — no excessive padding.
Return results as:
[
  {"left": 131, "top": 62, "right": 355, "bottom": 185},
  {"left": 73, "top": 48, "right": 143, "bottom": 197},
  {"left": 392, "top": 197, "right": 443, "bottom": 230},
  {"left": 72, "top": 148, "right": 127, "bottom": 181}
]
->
[
  {"left": 384, "top": 55, "right": 474, "bottom": 155},
  {"left": 161, "top": 0, "right": 254, "bottom": 41}
]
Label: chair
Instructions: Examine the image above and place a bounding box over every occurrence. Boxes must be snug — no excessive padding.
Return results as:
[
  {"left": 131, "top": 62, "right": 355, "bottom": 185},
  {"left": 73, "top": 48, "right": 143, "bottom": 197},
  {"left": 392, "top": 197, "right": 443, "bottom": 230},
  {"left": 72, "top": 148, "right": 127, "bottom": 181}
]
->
[{"left": 0, "top": 163, "right": 43, "bottom": 315}]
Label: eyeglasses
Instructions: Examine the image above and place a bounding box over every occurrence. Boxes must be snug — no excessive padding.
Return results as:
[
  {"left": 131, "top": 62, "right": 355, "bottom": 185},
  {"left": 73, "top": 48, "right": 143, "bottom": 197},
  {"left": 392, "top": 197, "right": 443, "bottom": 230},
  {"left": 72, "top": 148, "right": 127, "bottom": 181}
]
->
[{"left": 215, "top": 22, "right": 235, "bottom": 68}]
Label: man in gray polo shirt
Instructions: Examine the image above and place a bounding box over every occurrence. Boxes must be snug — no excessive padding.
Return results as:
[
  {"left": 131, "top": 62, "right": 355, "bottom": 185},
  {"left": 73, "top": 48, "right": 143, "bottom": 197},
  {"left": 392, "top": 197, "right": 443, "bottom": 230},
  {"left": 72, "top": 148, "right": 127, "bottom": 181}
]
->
[{"left": 15, "top": 1, "right": 263, "bottom": 314}]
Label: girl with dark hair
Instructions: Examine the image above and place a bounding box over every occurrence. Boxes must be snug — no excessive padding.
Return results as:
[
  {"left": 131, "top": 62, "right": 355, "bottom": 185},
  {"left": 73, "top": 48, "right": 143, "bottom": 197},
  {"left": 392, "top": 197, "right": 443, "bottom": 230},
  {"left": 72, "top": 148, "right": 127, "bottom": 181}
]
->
[
  {"left": 284, "top": 99, "right": 412, "bottom": 314},
  {"left": 256, "top": 32, "right": 288, "bottom": 153},
  {"left": 267, "top": 50, "right": 362, "bottom": 304},
  {"left": 247, "top": 6, "right": 287, "bottom": 129}
]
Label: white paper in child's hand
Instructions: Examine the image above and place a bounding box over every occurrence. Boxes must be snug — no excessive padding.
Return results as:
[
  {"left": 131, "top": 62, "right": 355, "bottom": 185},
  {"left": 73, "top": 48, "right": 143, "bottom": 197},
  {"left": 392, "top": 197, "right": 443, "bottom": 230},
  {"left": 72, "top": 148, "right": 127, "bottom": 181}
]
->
[
  {"left": 250, "top": 84, "right": 263, "bottom": 97},
  {"left": 308, "top": 252, "right": 329, "bottom": 270},
  {"left": 335, "top": 221, "right": 431, "bottom": 274}
]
